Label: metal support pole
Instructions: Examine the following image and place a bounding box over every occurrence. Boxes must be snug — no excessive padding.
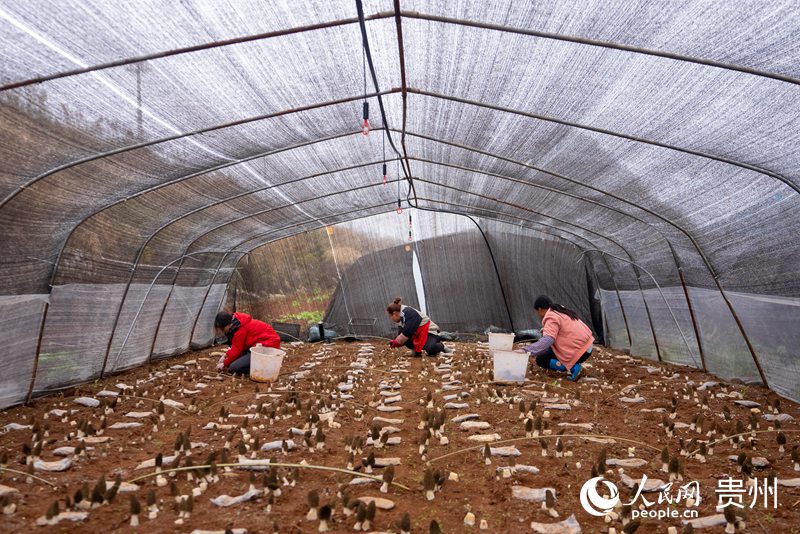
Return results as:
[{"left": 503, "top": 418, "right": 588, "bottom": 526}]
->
[
  {"left": 414, "top": 206, "right": 515, "bottom": 332},
  {"left": 146, "top": 255, "right": 193, "bottom": 364},
  {"left": 25, "top": 301, "right": 49, "bottom": 405},
  {"left": 187, "top": 253, "right": 241, "bottom": 349},
  {"left": 678, "top": 268, "right": 706, "bottom": 372},
  {"left": 597, "top": 254, "right": 633, "bottom": 352},
  {"left": 635, "top": 269, "right": 663, "bottom": 362}
]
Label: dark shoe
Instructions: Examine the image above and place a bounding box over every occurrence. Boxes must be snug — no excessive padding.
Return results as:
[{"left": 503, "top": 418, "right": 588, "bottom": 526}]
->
[{"left": 413, "top": 352, "right": 423, "bottom": 358}]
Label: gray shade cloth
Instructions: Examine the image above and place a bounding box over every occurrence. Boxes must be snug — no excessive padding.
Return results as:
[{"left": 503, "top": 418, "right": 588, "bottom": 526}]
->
[{"left": 0, "top": 1, "right": 799, "bottom": 407}]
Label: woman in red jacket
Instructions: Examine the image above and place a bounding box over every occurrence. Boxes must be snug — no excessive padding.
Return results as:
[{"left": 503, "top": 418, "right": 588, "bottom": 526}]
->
[{"left": 214, "top": 311, "right": 281, "bottom": 374}]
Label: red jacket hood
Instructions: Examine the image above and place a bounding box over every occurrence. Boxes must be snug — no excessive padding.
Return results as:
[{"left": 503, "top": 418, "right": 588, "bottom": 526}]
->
[
  {"left": 233, "top": 312, "right": 253, "bottom": 326},
  {"left": 223, "top": 312, "right": 280, "bottom": 367}
]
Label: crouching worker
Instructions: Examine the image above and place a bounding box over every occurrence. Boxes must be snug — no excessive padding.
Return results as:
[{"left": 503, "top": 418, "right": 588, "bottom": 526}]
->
[
  {"left": 386, "top": 297, "right": 451, "bottom": 357},
  {"left": 519, "top": 295, "right": 594, "bottom": 382},
  {"left": 214, "top": 311, "right": 281, "bottom": 374}
]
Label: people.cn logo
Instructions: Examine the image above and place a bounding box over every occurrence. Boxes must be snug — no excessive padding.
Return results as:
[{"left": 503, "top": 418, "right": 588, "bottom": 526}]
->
[{"left": 579, "top": 476, "right": 620, "bottom": 516}]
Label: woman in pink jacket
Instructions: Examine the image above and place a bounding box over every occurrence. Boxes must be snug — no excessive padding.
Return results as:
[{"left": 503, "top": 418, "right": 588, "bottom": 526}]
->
[{"left": 520, "top": 295, "right": 594, "bottom": 382}]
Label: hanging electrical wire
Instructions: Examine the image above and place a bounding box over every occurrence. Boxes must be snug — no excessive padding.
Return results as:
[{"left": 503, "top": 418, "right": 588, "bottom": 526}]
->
[
  {"left": 395, "top": 157, "right": 403, "bottom": 214},
  {"left": 361, "top": 48, "right": 370, "bottom": 135},
  {"left": 381, "top": 123, "right": 387, "bottom": 185},
  {"left": 355, "top": 0, "right": 417, "bottom": 206}
]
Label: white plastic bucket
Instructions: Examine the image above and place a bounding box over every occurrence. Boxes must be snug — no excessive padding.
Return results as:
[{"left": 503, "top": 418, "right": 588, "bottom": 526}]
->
[
  {"left": 492, "top": 349, "right": 529, "bottom": 383},
  {"left": 250, "top": 345, "right": 285, "bottom": 383},
  {"left": 488, "top": 332, "right": 515, "bottom": 352}
]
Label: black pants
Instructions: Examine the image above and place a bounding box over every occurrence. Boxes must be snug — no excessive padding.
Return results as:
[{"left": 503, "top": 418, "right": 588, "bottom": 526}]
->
[
  {"left": 404, "top": 333, "right": 445, "bottom": 356},
  {"left": 535, "top": 347, "right": 592, "bottom": 369},
  {"left": 228, "top": 350, "right": 251, "bottom": 374}
]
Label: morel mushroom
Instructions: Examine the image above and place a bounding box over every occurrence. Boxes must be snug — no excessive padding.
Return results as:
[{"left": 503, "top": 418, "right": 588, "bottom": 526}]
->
[
  {"left": 380, "top": 465, "right": 395, "bottom": 494},
  {"left": 129, "top": 495, "right": 140, "bottom": 527},
  {"left": 306, "top": 490, "right": 319, "bottom": 521},
  {"left": 318, "top": 504, "right": 332, "bottom": 533},
  {"left": 542, "top": 489, "right": 559, "bottom": 518}
]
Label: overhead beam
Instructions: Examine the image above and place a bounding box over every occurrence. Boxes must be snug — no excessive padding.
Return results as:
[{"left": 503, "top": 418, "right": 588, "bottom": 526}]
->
[
  {"left": 1, "top": 12, "right": 396, "bottom": 91},
  {"left": 5, "top": 9, "right": 794, "bottom": 93}
]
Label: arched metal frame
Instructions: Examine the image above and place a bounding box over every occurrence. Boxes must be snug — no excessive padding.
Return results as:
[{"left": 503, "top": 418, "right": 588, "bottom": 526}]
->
[
  {"left": 31, "top": 100, "right": 791, "bottom": 378},
  {"left": 578, "top": 250, "right": 699, "bottom": 366},
  {"left": 213, "top": 183, "right": 648, "bottom": 337},
  {"left": 92, "top": 157, "right": 402, "bottom": 377},
  {"left": 410, "top": 180, "right": 664, "bottom": 360},
  {"left": 4, "top": 9, "right": 794, "bottom": 90},
  {"left": 107, "top": 249, "right": 249, "bottom": 374},
  {"left": 38, "top": 118, "right": 749, "bottom": 380},
  {"left": 400, "top": 130, "right": 710, "bottom": 367},
  {"left": 408, "top": 200, "right": 635, "bottom": 348},
  {"left": 29, "top": 93, "right": 780, "bottom": 382},
  {"left": 49, "top": 128, "right": 373, "bottom": 286},
  {"left": 399, "top": 93, "right": 771, "bottom": 381},
  {"left": 10, "top": 1, "right": 791, "bottom": 397}
]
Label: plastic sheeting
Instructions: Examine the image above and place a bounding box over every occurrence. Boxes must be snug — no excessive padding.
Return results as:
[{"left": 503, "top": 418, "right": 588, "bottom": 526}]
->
[
  {"left": 326, "top": 245, "right": 419, "bottom": 338},
  {"left": 601, "top": 287, "right": 790, "bottom": 392},
  {"left": 689, "top": 288, "right": 763, "bottom": 386},
  {"left": 729, "top": 292, "right": 800, "bottom": 401},
  {"left": 600, "top": 289, "right": 630, "bottom": 352},
  {"left": 320, "top": 211, "right": 599, "bottom": 338},
  {"left": 34, "top": 284, "right": 126, "bottom": 392},
  {"left": 0, "top": 295, "right": 45, "bottom": 407},
  {"left": 192, "top": 284, "right": 227, "bottom": 348},
  {"left": 415, "top": 223, "right": 510, "bottom": 333},
  {"left": 152, "top": 284, "right": 212, "bottom": 357},
  {"left": 482, "top": 219, "right": 595, "bottom": 334},
  {"left": 106, "top": 284, "right": 171, "bottom": 373}
]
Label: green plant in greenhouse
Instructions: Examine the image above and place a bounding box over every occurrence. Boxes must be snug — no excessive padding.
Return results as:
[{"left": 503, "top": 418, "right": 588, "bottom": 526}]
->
[{"left": 279, "top": 310, "right": 324, "bottom": 323}]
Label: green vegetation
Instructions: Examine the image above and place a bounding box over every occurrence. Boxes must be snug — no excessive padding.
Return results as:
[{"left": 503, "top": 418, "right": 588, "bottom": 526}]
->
[
  {"left": 290, "top": 292, "right": 329, "bottom": 308},
  {"left": 278, "top": 310, "right": 324, "bottom": 324}
]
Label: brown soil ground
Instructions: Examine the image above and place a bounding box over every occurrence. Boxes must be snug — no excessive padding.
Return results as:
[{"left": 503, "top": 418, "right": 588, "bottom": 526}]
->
[{"left": 1, "top": 341, "right": 799, "bottom": 533}]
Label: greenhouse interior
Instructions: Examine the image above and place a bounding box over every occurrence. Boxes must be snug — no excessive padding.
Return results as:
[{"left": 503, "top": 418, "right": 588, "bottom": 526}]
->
[{"left": 1, "top": 1, "right": 799, "bottom": 532}]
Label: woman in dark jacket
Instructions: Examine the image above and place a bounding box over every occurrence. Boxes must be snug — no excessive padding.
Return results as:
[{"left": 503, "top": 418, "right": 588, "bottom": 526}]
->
[{"left": 386, "top": 297, "right": 451, "bottom": 357}]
